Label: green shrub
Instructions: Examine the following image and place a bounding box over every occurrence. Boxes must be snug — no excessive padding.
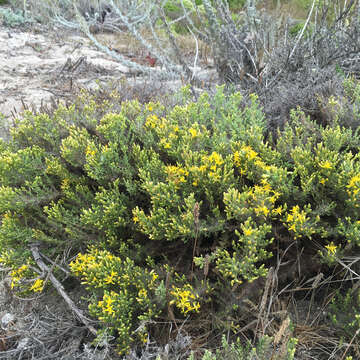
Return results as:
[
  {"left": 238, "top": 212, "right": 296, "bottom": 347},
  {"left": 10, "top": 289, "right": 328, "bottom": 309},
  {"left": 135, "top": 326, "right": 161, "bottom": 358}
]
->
[
  {"left": 187, "top": 334, "right": 297, "bottom": 360},
  {"left": 227, "top": 0, "right": 246, "bottom": 10},
  {"left": 2, "top": 82, "right": 360, "bottom": 354},
  {"left": 329, "top": 288, "right": 360, "bottom": 340},
  {"left": 69, "top": 246, "right": 164, "bottom": 354},
  {"left": 0, "top": 7, "right": 32, "bottom": 27}
]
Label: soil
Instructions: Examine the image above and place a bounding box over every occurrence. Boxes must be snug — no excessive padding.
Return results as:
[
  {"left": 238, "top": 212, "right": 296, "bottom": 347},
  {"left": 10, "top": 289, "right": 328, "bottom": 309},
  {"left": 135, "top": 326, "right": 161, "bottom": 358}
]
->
[{"left": 0, "top": 22, "right": 141, "bottom": 124}]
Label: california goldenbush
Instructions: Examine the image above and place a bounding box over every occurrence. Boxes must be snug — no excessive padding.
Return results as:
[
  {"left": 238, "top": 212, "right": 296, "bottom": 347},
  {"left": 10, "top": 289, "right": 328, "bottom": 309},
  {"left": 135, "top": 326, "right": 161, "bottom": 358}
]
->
[
  {"left": 13, "top": 0, "right": 360, "bottom": 135},
  {"left": 2, "top": 80, "right": 360, "bottom": 354}
]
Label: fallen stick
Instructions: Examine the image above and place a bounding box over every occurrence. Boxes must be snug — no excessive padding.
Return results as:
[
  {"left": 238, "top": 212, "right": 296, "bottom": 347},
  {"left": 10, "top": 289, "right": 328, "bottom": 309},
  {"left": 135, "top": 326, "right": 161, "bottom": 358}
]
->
[{"left": 30, "top": 244, "right": 97, "bottom": 336}]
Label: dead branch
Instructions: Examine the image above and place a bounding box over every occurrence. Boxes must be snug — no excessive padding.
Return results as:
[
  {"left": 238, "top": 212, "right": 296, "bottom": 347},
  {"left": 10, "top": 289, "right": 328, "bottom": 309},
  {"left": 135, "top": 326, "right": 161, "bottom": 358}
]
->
[{"left": 30, "top": 244, "right": 97, "bottom": 337}]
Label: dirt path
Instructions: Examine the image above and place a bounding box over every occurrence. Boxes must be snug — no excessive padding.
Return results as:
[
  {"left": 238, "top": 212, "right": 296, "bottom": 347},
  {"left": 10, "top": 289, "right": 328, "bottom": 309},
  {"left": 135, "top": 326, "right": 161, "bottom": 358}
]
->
[{"left": 0, "top": 24, "right": 132, "bottom": 122}]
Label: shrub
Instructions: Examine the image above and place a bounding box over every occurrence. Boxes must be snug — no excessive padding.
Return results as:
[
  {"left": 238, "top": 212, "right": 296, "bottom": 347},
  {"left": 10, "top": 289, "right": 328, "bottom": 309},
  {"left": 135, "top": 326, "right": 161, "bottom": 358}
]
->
[
  {"left": 69, "top": 246, "right": 164, "bottom": 354},
  {"left": 187, "top": 334, "right": 297, "bottom": 360},
  {"left": 0, "top": 7, "right": 33, "bottom": 26},
  {"left": 2, "top": 82, "right": 360, "bottom": 354},
  {"left": 329, "top": 288, "right": 360, "bottom": 340}
]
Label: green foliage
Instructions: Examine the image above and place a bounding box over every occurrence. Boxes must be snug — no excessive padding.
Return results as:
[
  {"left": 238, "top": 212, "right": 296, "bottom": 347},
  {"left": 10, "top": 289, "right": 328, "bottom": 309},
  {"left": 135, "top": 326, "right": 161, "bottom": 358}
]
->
[
  {"left": 329, "top": 288, "right": 360, "bottom": 340},
  {"left": 2, "top": 81, "right": 360, "bottom": 354},
  {"left": 0, "top": 7, "right": 32, "bottom": 27},
  {"left": 164, "top": 0, "right": 196, "bottom": 19},
  {"left": 293, "top": 0, "right": 314, "bottom": 10},
  {"left": 187, "top": 334, "right": 297, "bottom": 360},
  {"left": 227, "top": 0, "right": 246, "bottom": 10}
]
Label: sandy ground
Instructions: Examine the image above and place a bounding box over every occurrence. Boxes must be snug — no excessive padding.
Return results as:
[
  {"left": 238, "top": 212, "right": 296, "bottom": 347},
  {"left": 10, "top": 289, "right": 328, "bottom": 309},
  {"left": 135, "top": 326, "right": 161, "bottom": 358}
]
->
[{"left": 0, "top": 23, "right": 133, "bottom": 122}]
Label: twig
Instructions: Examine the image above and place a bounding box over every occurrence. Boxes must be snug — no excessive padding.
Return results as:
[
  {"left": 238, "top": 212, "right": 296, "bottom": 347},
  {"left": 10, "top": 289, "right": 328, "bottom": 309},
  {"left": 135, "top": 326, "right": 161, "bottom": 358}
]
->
[
  {"left": 38, "top": 252, "right": 70, "bottom": 276},
  {"left": 340, "top": 327, "right": 360, "bottom": 360},
  {"left": 289, "top": 0, "right": 316, "bottom": 60},
  {"left": 256, "top": 267, "right": 274, "bottom": 337},
  {"left": 191, "top": 202, "right": 200, "bottom": 275}
]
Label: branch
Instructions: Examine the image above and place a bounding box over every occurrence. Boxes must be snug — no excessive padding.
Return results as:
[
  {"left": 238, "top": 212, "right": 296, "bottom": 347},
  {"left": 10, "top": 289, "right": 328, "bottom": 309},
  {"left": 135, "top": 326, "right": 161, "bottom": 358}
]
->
[
  {"left": 108, "top": 0, "right": 182, "bottom": 76},
  {"left": 30, "top": 244, "right": 97, "bottom": 336},
  {"left": 289, "top": 0, "right": 316, "bottom": 60}
]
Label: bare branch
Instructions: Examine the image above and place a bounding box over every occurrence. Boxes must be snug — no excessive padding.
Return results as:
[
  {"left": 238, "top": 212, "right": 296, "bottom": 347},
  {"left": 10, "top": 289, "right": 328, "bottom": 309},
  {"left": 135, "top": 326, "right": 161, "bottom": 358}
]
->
[{"left": 30, "top": 244, "right": 97, "bottom": 337}]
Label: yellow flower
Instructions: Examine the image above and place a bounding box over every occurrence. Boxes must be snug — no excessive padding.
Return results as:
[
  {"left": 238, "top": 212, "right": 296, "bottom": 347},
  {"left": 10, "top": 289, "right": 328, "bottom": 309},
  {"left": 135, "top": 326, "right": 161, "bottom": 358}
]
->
[
  {"left": 147, "top": 105, "right": 153, "bottom": 112},
  {"left": 85, "top": 145, "right": 96, "bottom": 157},
  {"left": 243, "top": 227, "right": 254, "bottom": 236},
  {"left": 325, "top": 242, "right": 337, "bottom": 255},
  {"left": 105, "top": 295, "right": 115, "bottom": 306},
  {"left": 242, "top": 146, "right": 258, "bottom": 160},
  {"left": 138, "top": 289, "right": 147, "bottom": 299},
  {"left": 233, "top": 151, "right": 241, "bottom": 167},
  {"left": 105, "top": 270, "right": 117, "bottom": 284},
  {"left": 104, "top": 305, "right": 114, "bottom": 315},
  {"left": 272, "top": 206, "right": 283, "bottom": 215},
  {"left": 347, "top": 175, "right": 360, "bottom": 194},
  {"left": 319, "top": 161, "right": 333, "bottom": 170},
  {"left": 170, "top": 286, "right": 200, "bottom": 314},
  {"left": 30, "top": 278, "right": 44, "bottom": 292},
  {"left": 209, "top": 152, "right": 223, "bottom": 166},
  {"left": 255, "top": 206, "right": 269, "bottom": 217},
  {"left": 18, "top": 264, "right": 28, "bottom": 272},
  {"left": 189, "top": 128, "right": 198, "bottom": 138}
]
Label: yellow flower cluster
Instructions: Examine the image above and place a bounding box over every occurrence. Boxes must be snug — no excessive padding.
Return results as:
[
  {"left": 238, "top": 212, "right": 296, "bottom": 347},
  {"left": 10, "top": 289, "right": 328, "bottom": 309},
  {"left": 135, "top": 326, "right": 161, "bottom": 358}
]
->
[
  {"left": 233, "top": 145, "right": 273, "bottom": 179},
  {"left": 318, "top": 160, "right": 333, "bottom": 170},
  {"left": 187, "top": 151, "right": 227, "bottom": 186},
  {"left": 224, "top": 181, "right": 281, "bottom": 223},
  {"left": 0, "top": 249, "right": 13, "bottom": 265},
  {"left": 284, "top": 205, "right": 318, "bottom": 238},
  {"left": 165, "top": 165, "right": 189, "bottom": 188},
  {"left": 145, "top": 114, "right": 168, "bottom": 130},
  {"left": 30, "top": 278, "right": 44, "bottom": 292},
  {"left": 97, "top": 291, "right": 118, "bottom": 318},
  {"left": 325, "top": 242, "right": 337, "bottom": 256},
  {"left": 10, "top": 264, "right": 29, "bottom": 289},
  {"left": 234, "top": 145, "right": 258, "bottom": 164},
  {"left": 145, "top": 114, "right": 179, "bottom": 150},
  {"left": 70, "top": 247, "right": 159, "bottom": 297},
  {"left": 85, "top": 144, "right": 97, "bottom": 157},
  {"left": 170, "top": 285, "right": 200, "bottom": 314},
  {"left": 70, "top": 251, "right": 101, "bottom": 283},
  {"left": 347, "top": 174, "right": 360, "bottom": 206},
  {"left": 104, "top": 270, "right": 117, "bottom": 285},
  {"left": 189, "top": 127, "right": 198, "bottom": 138},
  {"left": 250, "top": 181, "right": 281, "bottom": 218},
  {"left": 202, "top": 151, "right": 224, "bottom": 181},
  {"left": 70, "top": 247, "right": 161, "bottom": 355}
]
